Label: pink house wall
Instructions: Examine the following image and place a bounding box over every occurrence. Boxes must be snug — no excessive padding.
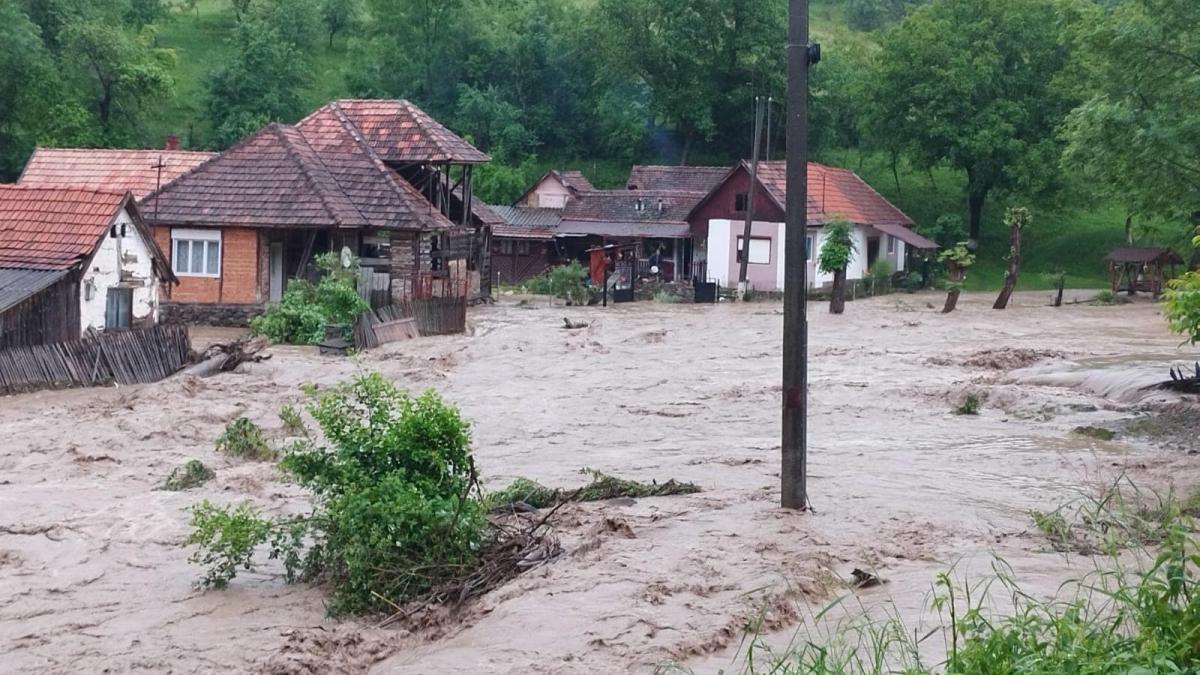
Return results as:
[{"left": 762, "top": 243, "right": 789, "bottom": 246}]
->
[{"left": 724, "top": 221, "right": 780, "bottom": 290}]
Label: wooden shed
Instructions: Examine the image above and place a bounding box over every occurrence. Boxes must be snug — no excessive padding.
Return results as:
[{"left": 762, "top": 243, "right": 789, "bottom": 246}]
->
[{"left": 1105, "top": 247, "right": 1184, "bottom": 297}]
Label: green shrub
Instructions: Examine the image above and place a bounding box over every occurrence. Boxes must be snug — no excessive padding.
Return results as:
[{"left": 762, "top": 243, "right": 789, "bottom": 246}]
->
[
  {"left": 487, "top": 469, "right": 701, "bottom": 509},
  {"left": 215, "top": 417, "right": 275, "bottom": 461},
  {"left": 868, "top": 259, "right": 893, "bottom": 282},
  {"left": 1165, "top": 269, "right": 1200, "bottom": 344},
  {"left": 954, "top": 393, "right": 981, "bottom": 415},
  {"left": 279, "top": 404, "right": 305, "bottom": 436},
  {"left": 163, "top": 460, "right": 215, "bottom": 491},
  {"left": 526, "top": 262, "right": 596, "bottom": 306},
  {"left": 1093, "top": 289, "right": 1118, "bottom": 305},
  {"left": 250, "top": 252, "right": 369, "bottom": 345},
  {"left": 188, "top": 373, "right": 486, "bottom": 615}
]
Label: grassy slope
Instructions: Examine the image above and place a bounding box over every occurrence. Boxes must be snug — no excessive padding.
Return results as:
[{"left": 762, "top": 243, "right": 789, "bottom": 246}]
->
[
  {"left": 148, "top": 0, "right": 1135, "bottom": 290},
  {"left": 148, "top": 0, "right": 354, "bottom": 148}
]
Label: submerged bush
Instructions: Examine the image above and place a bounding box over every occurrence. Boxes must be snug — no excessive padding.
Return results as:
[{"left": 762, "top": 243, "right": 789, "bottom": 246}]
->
[
  {"left": 188, "top": 373, "right": 485, "bottom": 615},
  {"left": 215, "top": 417, "right": 275, "bottom": 461},
  {"left": 163, "top": 459, "right": 215, "bottom": 491},
  {"left": 250, "top": 252, "right": 369, "bottom": 345}
]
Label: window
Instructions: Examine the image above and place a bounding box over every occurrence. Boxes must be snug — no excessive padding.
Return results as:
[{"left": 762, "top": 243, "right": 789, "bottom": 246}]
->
[
  {"left": 805, "top": 236, "right": 814, "bottom": 262},
  {"left": 499, "top": 239, "right": 514, "bottom": 255},
  {"left": 171, "top": 229, "right": 221, "bottom": 277},
  {"left": 736, "top": 236, "right": 772, "bottom": 265},
  {"left": 734, "top": 192, "right": 750, "bottom": 212},
  {"left": 886, "top": 234, "right": 896, "bottom": 254},
  {"left": 105, "top": 288, "right": 133, "bottom": 329}
]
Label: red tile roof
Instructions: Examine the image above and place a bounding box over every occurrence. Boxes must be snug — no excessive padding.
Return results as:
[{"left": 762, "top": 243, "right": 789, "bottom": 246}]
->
[
  {"left": 558, "top": 170, "right": 595, "bottom": 193},
  {"left": 0, "top": 186, "right": 130, "bottom": 270},
  {"left": 301, "top": 100, "right": 489, "bottom": 164},
  {"left": 626, "top": 165, "right": 728, "bottom": 193},
  {"left": 144, "top": 123, "right": 453, "bottom": 231},
  {"left": 18, "top": 148, "right": 218, "bottom": 199},
  {"left": 753, "top": 161, "right": 914, "bottom": 227}
]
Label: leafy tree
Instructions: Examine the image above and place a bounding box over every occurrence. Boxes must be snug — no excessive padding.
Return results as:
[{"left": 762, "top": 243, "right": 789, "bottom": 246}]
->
[
  {"left": 939, "top": 241, "right": 975, "bottom": 313},
  {"left": 320, "top": 0, "right": 356, "bottom": 47},
  {"left": 1062, "top": 0, "right": 1200, "bottom": 227},
  {"left": 0, "top": 0, "right": 58, "bottom": 179},
  {"left": 993, "top": 206, "right": 1030, "bottom": 310},
  {"left": 865, "top": 0, "right": 1080, "bottom": 245},
  {"left": 817, "top": 218, "right": 856, "bottom": 314},
  {"left": 358, "top": 0, "right": 466, "bottom": 110},
  {"left": 592, "top": 0, "right": 785, "bottom": 163},
  {"left": 846, "top": 0, "right": 927, "bottom": 31},
  {"left": 59, "top": 18, "right": 174, "bottom": 142},
  {"left": 454, "top": 84, "right": 537, "bottom": 162},
  {"left": 206, "top": 22, "right": 308, "bottom": 146}
]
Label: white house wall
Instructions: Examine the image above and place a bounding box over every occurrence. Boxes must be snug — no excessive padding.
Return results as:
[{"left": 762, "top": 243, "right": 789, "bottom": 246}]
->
[
  {"left": 80, "top": 207, "right": 161, "bottom": 331},
  {"left": 707, "top": 219, "right": 894, "bottom": 291}
]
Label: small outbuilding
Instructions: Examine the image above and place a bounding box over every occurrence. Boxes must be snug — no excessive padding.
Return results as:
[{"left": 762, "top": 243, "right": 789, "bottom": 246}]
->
[
  {"left": 1105, "top": 247, "right": 1184, "bottom": 297},
  {"left": 0, "top": 186, "right": 175, "bottom": 348}
]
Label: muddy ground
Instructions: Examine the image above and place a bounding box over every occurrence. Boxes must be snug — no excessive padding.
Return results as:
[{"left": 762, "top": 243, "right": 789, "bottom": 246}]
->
[{"left": 1, "top": 290, "right": 1198, "bottom": 674}]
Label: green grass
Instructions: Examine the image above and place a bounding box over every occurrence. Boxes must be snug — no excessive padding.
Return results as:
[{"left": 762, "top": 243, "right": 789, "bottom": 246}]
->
[{"left": 844, "top": 152, "right": 1130, "bottom": 291}]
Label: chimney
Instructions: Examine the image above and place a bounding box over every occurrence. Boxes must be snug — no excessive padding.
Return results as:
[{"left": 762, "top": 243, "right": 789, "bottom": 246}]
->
[{"left": 164, "top": 134, "right": 180, "bottom": 151}]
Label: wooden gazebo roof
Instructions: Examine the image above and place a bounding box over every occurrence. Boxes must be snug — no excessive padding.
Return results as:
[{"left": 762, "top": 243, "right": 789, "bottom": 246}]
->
[{"left": 1105, "top": 247, "right": 1184, "bottom": 265}]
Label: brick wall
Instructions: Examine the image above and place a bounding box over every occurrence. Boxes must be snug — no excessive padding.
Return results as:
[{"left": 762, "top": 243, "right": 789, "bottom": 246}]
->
[{"left": 155, "top": 226, "right": 260, "bottom": 304}]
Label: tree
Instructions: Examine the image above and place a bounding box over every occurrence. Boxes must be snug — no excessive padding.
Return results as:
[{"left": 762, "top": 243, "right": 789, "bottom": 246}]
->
[
  {"left": 453, "top": 84, "right": 538, "bottom": 162},
  {"left": 865, "top": 0, "right": 1079, "bottom": 245},
  {"left": 592, "top": 0, "right": 785, "bottom": 163},
  {"left": 817, "top": 219, "right": 856, "bottom": 314},
  {"left": 59, "top": 18, "right": 174, "bottom": 142},
  {"left": 846, "top": 0, "right": 927, "bottom": 31},
  {"left": 0, "top": 0, "right": 56, "bottom": 179},
  {"left": 1165, "top": 229, "right": 1200, "bottom": 344},
  {"left": 358, "top": 0, "right": 467, "bottom": 110},
  {"left": 939, "top": 242, "right": 975, "bottom": 313},
  {"left": 1062, "top": 0, "right": 1200, "bottom": 227},
  {"left": 320, "top": 0, "right": 356, "bottom": 47},
  {"left": 206, "top": 23, "right": 308, "bottom": 146},
  {"left": 993, "top": 206, "right": 1029, "bottom": 310}
]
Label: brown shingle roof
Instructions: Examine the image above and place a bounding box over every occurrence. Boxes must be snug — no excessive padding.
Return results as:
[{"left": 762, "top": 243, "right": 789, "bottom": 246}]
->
[
  {"left": 1105, "top": 247, "right": 1185, "bottom": 264},
  {"left": 0, "top": 186, "right": 128, "bottom": 270},
  {"left": 18, "top": 148, "right": 218, "bottom": 199},
  {"left": 144, "top": 123, "right": 452, "bottom": 231},
  {"left": 301, "top": 100, "right": 489, "bottom": 164},
  {"left": 558, "top": 170, "right": 595, "bottom": 193},
  {"left": 626, "top": 165, "right": 727, "bottom": 193},
  {"left": 559, "top": 190, "right": 702, "bottom": 239}
]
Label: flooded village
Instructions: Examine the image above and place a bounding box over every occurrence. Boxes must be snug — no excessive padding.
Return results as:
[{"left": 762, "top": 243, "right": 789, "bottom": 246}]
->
[{"left": 2, "top": 0, "right": 1200, "bottom": 673}]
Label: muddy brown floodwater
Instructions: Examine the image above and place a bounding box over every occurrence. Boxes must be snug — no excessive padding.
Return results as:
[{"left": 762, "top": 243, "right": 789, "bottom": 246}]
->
[{"left": 2, "top": 290, "right": 1198, "bottom": 674}]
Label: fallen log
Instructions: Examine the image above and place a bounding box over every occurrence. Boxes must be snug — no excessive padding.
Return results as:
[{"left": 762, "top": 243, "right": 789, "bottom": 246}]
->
[{"left": 180, "top": 336, "right": 271, "bottom": 378}]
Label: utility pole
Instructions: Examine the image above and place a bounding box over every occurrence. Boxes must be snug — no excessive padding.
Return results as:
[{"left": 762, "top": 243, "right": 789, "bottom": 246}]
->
[
  {"left": 737, "top": 97, "right": 765, "bottom": 299},
  {"left": 782, "top": 0, "right": 816, "bottom": 510}
]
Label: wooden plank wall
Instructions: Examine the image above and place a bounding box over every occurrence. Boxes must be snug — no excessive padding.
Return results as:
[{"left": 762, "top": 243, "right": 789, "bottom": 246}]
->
[{"left": 0, "top": 323, "right": 190, "bottom": 396}]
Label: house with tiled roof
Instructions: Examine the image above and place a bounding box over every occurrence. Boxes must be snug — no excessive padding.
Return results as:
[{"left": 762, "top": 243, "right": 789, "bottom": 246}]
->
[
  {"left": 515, "top": 170, "right": 596, "bottom": 210},
  {"left": 97, "top": 99, "right": 495, "bottom": 323},
  {"left": 0, "top": 186, "right": 174, "bottom": 348},
  {"left": 688, "top": 160, "right": 935, "bottom": 291},
  {"left": 18, "top": 147, "right": 218, "bottom": 199}
]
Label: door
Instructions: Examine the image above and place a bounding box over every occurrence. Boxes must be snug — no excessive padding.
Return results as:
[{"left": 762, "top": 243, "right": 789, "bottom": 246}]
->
[
  {"left": 105, "top": 288, "right": 133, "bottom": 330},
  {"left": 269, "top": 242, "right": 284, "bottom": 303}
]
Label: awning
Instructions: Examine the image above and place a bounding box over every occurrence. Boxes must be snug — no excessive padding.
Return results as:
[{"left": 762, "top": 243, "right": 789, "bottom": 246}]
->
[
  {"left": 872, "top": 222, "right": 938, "bottom": 250},
  {"left": 557, "top": 220, "right": 692, "bottom": 239}
]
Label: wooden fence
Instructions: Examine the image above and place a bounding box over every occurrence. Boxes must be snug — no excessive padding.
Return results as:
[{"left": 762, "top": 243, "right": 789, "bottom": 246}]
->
[
  {"left": 0, "top": 324, "right": 191, "bottom": 396},
  {"left": 353, "top": 296, "right": 468, "bottom": 349}
]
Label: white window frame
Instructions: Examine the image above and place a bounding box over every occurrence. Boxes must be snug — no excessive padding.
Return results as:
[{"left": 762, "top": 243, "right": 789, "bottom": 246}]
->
[
  {"left": 886, "top": 234, "right": 896, "bottom": 254},
  {"left": 171, "top": 228, "right": 222, "bottom": 278},
  {"left": 805, "top": 236, "right": 814, "bottom": 262},
  {"left": 736, "top": 236, "right": 772, "bottom": 265}
]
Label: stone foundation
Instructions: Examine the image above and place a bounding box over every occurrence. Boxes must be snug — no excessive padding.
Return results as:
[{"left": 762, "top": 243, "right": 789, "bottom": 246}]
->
[{"left": 160, "top": 302, "right": 264, "bottom": 327}]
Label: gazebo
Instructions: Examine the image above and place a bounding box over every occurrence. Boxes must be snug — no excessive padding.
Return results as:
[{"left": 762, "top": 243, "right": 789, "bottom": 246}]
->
[{"left": 1105, "top": 247, "right": 1184, "bottom": 297}]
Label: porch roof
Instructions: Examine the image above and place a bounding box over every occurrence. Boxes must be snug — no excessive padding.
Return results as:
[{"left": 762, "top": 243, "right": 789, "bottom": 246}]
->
[
  {"left": 872, "top": 222, "right": 938, "bottom": 250},
  {"left": 557, "top": 220, "right": 691, "bottom": 239}
]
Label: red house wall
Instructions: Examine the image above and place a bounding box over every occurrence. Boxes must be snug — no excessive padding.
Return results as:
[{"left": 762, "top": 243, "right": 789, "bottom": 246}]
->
[{"left": 687, "top": 168, "right": 786, "bottom": 242}]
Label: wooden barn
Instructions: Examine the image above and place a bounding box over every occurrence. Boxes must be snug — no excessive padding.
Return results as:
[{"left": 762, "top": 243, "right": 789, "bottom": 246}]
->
[{"left": 0, "top": 186, "right": 175, "bottom": 349}]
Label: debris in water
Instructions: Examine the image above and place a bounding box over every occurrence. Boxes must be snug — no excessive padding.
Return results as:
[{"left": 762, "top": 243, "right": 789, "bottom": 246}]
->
[
  {"left": 562, "top": 318, "right": 590, "bottom": 330},
  {"left": 851, "top": 568, "right": 883, "bottom": 588},
  {"left": 1073, "top": 426, "right": 1116, "bottom": 441}
]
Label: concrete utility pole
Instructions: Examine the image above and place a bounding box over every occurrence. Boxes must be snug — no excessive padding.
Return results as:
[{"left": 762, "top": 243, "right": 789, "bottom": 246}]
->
[
  {"left": 782, "top": 0, "right": 814, "bottom": 510},
  {"left": 737, "top": 97, "right": 765, "bottom": 299}
]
